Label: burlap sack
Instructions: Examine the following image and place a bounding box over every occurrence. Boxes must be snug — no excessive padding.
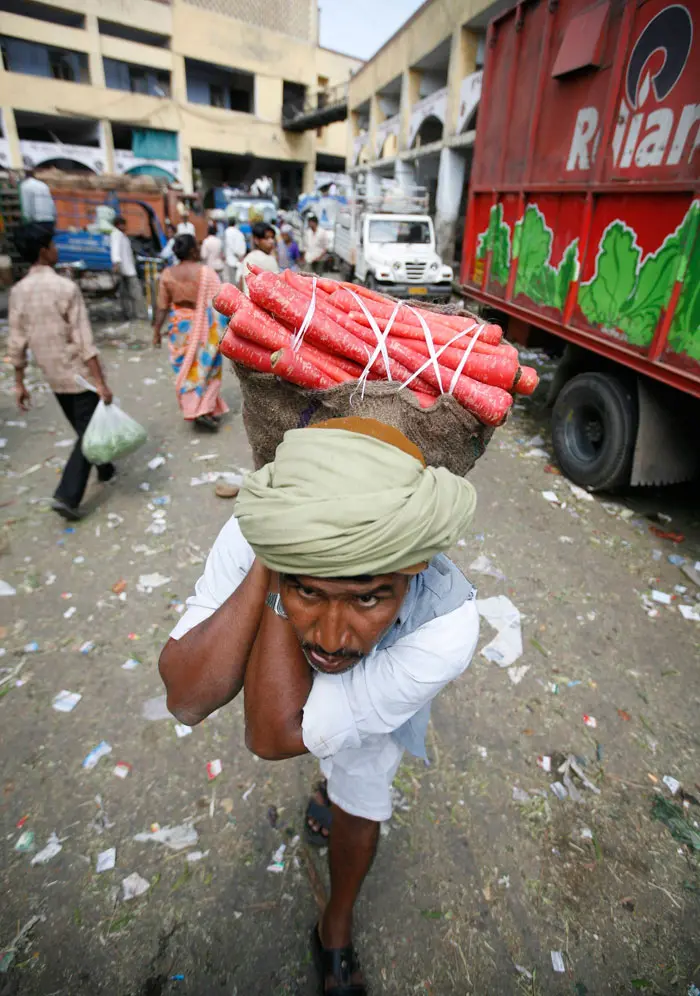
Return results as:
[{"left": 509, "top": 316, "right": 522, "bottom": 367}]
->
[{"left": 234, "top": 364, "right": 494, "bottom": 477}]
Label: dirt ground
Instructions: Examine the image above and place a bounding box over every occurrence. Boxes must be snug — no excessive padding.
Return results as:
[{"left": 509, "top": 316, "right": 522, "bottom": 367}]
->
[{"left": 0, "top": 309, "right": 698, "bottom": 996}]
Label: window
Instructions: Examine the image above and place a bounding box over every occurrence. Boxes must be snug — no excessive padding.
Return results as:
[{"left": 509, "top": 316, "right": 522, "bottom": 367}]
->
[
  {"left": 103, "top": 58, "right": 171, "bottom": 98},
  {"left": 185, "top": 58, "right": 253, "bottom": 113},
  {"left": 368, "top": 220, "right": 432, "bottom": 244},
  {"left": 2, "top": 36, "right": 88, "bottom": 82}
]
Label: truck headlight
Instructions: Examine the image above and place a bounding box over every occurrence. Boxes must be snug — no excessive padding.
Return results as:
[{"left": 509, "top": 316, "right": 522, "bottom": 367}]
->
[
  {"left": 392, "top": 261, "right": 401, "bottom": 270},
  {"left": 430, "top": 262, "right": 439, "bottom": 271}
]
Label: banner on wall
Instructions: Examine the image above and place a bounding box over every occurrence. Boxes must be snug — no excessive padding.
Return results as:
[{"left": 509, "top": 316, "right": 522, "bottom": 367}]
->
[
  {"left": 456, "top": 71, "right": 482, "bottom": 134},
  {"left": 20, "top": 140, "right": 104, "bottom": 173},
  {"left": 408, "top": 87, "right": 448, "bottom": 147}
]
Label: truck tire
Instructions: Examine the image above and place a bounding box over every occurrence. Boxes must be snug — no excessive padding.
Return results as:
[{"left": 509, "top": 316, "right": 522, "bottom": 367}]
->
[
  {"left": 365, "top": 273, "right": 377, "bottom": 291},
  {"left": 551, "top": 372, "right": 638, "bottom": 491}
]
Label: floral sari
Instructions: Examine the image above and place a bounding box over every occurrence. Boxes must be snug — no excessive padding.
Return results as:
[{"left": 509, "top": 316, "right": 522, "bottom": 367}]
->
[{"left": 164, "top": 265, "right": 229, "bottom": 420}]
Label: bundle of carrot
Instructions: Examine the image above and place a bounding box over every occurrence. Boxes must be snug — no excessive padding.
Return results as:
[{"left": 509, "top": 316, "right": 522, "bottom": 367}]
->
[{"left": 213, "top": 269, "right": 538, "bottom": 427}]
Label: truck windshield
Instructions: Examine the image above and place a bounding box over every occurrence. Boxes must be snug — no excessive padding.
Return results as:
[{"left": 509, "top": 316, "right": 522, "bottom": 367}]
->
[
  {"left": 226, "top": 199, "right": 277, "bottom": 225},
  {"left": 368, "top": 220, "right": 431, "bottom": 244}
]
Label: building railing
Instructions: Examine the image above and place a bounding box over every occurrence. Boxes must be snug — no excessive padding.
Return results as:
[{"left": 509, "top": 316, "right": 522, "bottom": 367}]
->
[{"left": 282, "top": 80, "right": 349, "bottom": 129}]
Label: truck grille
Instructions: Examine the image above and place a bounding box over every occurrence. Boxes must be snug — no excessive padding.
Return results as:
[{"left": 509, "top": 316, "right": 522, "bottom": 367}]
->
[{"left": 405, "top": 263, "right": 426, "bottom": 281}]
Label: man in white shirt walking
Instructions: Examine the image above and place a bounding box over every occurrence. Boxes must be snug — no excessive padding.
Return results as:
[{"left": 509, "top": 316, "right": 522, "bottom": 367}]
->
[
  {"left": 19, "top": 169, "right": 56, "bottom": 229},
  {"left": 200, "top": 223, "right": 224, "bottom": 272},
  {"left": 223, "top": 218, "right": 246, "bottom": 286},
  {"left": 110, "top": 216, "right": 145, "bottom": 320},
  {"left": 303, "top": 213, "right": 330, "bottom": 274},
  {"left": 159, "top": 417, "right": 479, "bottom": 996}
]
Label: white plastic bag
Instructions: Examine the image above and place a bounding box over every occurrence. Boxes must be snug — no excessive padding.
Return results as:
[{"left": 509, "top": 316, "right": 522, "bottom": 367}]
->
[{"left": 82, "top": 400, "right": 147, "bottom": 465}]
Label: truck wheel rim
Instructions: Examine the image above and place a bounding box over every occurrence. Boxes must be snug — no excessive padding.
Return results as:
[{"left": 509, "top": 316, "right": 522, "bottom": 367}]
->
[{"left": 565, "top": 403, "right": 604, "bottom": 464}]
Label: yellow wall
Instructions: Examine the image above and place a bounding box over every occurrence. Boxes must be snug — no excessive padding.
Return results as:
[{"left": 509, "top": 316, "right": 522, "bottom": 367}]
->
[{"left": 1, "top": 0, "right": 361, "bottom": 191}]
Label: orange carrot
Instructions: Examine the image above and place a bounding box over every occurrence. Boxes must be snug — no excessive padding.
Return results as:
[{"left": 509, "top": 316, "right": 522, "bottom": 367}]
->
[
  {"left": 513, "top": 366, "right": 539, "bottom": 395},
  {"left": 214, "top": 283, "right": 246, "bottom": 317},
  {"left": 220, "top": 328, "right": 273, "bottom": 372},
  {"left": 349, "top": 312, "right": 517, "bottom": 358},
  {"left": 390, "top": 337, "right": 519, "bottom": 390},
  {"left": 330, "top": 288, "right": 503, "bottom": 344},
  {"left": 270, "top": 347, "right": 335, "bottom": 390}
]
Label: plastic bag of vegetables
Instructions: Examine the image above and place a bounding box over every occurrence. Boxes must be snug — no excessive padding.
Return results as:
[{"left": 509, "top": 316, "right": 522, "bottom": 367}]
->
[{"left": 81, "top": 399, "right": 147, "bottom": 465}]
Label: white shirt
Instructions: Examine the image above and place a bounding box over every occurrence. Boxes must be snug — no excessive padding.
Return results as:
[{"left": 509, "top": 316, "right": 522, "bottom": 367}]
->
[
  {"left": 110, "top": 228, "right": 136, "bottom": 277},
  {"left": 20, "top": 177, "right": 56, "bottom": 223},
  {"left": 177, "top": 221, "right": 196, "bottom": 236},
  {"left": 170, "top": 515, "right": 478, "bottom": 821},
  {"left": 303, "top": 226, "right": 330, "bottom": 263},
  {"left": 200, "top": 234, "right": 224, "bottom": 271},
  {"left": 242, "top": 249, "right": 280, "bottom": 294},
  {"left": 224, "top": 226, "right": 247, "bottom": 267}
]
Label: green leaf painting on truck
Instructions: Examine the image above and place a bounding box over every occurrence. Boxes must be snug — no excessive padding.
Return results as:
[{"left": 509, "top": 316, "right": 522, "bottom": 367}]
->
[
  {"left": 476, "top": 204, "right": 510, "bottom": 286},
  {"left": 513, "top": 205, "right": 552, "bottom": 300},
  {"left": 667, "top": 200, "right": 700, "bottom": 361},
  {"left": 578, "top": 222, "right": 640, "bottom": 328},
  {"left": 513, "top": 205, "right": 579, "bottom": 310},
  {"left": 579, "top": 201, "right": 700, "bottom": 360}
]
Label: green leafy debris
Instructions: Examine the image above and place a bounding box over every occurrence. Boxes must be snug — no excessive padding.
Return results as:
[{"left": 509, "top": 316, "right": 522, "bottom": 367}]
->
[{"left": 651, "top": 796, "right": 700, "bottom": 851}]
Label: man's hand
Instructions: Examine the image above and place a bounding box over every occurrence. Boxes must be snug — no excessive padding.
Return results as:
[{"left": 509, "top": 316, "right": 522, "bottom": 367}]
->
[
  {"left": 112, "top": 264, "right": 120, "bottom": 275},
  {"left": 97, "top": 383, "right": 113, "bottom": 406},
  {"left": 152, "top": 329, "right": 162, "bottom": 348},
  {"left": 16, "top": 384, "right": 30, "bottom": 411}
]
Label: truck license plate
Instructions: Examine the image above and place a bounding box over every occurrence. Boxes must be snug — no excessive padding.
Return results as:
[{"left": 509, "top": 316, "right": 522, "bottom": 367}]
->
[{"left": 408, "top": 286, "right": 427, "bottom": 295}]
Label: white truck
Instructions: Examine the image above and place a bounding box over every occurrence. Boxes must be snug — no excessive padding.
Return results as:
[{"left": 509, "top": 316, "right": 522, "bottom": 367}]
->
[{"left": 334, "top": 182, "right": 453, "bottom": 301}]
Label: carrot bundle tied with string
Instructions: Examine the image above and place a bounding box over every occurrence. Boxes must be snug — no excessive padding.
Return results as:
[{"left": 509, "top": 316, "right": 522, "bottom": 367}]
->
[{"left": 213, "top": 271, "right": 537, "bottom": 426}]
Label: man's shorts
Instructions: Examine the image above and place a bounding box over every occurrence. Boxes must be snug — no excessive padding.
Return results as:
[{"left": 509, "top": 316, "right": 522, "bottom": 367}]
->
[{"left": 319, "top": 733, "right": 405, "bottom": 822}]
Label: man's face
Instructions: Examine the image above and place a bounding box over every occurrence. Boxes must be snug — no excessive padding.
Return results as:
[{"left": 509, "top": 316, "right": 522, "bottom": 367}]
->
[
  {"left": 255, "top": 231, "right": 275, "bottom": 255},
  {"left": 279, "top": 573, "right": 411, "bottom": 674},
  {"left": 116, "top": 221, "right": 126, "bottom": 232},
  {"left": 309, "top": 219, "right": 318, "bottom": 232}
]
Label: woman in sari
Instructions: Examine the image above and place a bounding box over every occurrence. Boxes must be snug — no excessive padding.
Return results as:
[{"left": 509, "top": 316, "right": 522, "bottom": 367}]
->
[{"left": 153, "top": 234, "right": 229, "bottom": 431}]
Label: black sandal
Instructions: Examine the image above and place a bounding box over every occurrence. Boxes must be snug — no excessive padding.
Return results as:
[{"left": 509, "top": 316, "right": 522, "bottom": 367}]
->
[
  {"left": 305, "top": 781, "right": 333, "bottom": 846},
  {"left": 311, "top": 923, "right": 366, "bottom": 996}
]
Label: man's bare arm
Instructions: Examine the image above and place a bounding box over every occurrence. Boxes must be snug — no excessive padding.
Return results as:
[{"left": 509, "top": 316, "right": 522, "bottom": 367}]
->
[
  {"left": 244, "top": 575, "right": 312, "bottom": 761},
  {"left": 158, "top": 559, "right": 269, "bottom": 726}
]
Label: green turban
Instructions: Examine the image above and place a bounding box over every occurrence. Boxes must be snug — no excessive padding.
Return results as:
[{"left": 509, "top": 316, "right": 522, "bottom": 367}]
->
[{"left": 234, "top": 420, "right": 477, "bottom": 577}]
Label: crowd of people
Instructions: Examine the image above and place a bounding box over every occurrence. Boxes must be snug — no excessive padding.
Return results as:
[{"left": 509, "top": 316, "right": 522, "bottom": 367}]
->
[{"left": 7, "top": 177, "right": 334, "bottom": 521}]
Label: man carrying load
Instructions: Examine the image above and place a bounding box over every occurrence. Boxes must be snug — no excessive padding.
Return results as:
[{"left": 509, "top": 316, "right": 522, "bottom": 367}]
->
[{"left": 159, "top": 417, "right": 479, "bottom": 995}]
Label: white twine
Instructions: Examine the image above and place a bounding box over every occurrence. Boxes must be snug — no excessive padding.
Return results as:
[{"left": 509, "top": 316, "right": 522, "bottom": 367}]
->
[
  {"left": 346, "top": 290, "right": 395, "bottom": 382},
  {"left": 351, "top": 301, "right": 401, "bottom": 401},
  {"left": 408, "top": 307, "right": 444, "bottom": 392},
  {"left": 396, "top": 317, "right": 485, "bottom": 396},
  {"left": 291, "top": 275, "right": 317, "bottom": 352}
]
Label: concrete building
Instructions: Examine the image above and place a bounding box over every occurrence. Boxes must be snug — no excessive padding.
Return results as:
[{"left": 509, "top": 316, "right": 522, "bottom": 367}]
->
[
  {"left": 0, "top": 0, "right": 361, "bottom": 203},
  {"left": 346, "top": 0, "right": 511, "bottom": 264}
]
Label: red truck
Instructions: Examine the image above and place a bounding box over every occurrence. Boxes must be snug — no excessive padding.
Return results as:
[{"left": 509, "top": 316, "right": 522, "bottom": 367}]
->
[{"left": 460, "top": 0, "right": 699, "bottom": 489}]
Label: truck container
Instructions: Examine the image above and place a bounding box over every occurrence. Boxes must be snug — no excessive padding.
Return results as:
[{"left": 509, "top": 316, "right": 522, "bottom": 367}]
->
[{"left": 460, "top": 0, "right": 699, "bottom": 489}]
